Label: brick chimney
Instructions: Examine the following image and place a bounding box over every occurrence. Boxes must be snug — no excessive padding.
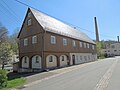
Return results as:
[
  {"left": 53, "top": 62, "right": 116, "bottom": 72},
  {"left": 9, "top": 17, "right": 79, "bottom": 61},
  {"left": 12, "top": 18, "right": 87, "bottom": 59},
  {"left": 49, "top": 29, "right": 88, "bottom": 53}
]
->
[
  {"left": 117, "top": 36, "right": 119, "bottom": 42},
  {"left": 94, "top": 17, "right": 100, "bottom": 42}
]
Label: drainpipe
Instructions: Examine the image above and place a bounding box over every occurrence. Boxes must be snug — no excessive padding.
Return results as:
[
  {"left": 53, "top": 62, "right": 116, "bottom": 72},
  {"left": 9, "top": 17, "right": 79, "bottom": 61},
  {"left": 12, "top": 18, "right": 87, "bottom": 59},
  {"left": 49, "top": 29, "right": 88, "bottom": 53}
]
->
[{"left": 42, "top": 29, "right": 46, "bottom": 71}]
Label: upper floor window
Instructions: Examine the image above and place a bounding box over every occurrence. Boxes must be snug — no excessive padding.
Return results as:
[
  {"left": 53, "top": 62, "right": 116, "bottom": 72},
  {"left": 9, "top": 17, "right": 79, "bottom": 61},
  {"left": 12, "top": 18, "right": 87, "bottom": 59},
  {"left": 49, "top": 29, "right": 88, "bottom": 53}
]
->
[
  {"left": 84, "top": 42, "right": 86, "bottom": 48},
  {"left": 72, "top": 40, "right": 76, "bottom": 47},
  {"left": 80, "top": 42, "right": 83, "bottom": 47},
  {"left": 27, "top": 19, "right": 31, "bottom": 26},
  {"left": 51, "top": 36, "right": 56, "bottom": 44},
  {"left": 92, "top": 45, "right": 95, "bottom": 50},
  {"left": 87, "top": 43, "right": 90, "bottom": 48},
  {"left": 28, "top": 12, "right": 31, "bottom": 17},
  {"left": 32, "top": 36, "right": 37, "bottom": 44},
  {"left": 111, "top": 45, "right": 115, "bottom": 48},
  {"left": 63, "top": 38, "right": 67, "bottom": 45},
  {"left": 24, "top": 38, "right": 28, "bottom": 46}
]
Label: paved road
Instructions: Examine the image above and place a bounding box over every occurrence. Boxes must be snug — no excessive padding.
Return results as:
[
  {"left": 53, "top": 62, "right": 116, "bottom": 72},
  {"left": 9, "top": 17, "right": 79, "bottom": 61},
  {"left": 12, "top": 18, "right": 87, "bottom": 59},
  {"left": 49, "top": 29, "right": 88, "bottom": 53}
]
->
[{"left": 21, "top": 57, "right": 120, "bottom": 90}]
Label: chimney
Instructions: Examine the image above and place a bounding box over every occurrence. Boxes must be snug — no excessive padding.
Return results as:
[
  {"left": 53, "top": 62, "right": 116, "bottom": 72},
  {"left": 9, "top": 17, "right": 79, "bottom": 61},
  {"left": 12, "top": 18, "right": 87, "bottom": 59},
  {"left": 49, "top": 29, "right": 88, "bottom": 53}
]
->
[
  {"left": 117, "top": 36, "right": 119, "bottom": 42},
  {"left": 94, "top": 17, "right": 100, "bottom": 42}
]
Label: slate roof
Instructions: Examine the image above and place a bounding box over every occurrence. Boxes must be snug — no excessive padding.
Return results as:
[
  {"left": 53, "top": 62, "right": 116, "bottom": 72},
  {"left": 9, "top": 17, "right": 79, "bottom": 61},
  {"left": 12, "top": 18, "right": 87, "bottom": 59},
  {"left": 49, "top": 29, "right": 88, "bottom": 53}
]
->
[{"left": 30, "top": 8, "right": 95, "bottom": 44}]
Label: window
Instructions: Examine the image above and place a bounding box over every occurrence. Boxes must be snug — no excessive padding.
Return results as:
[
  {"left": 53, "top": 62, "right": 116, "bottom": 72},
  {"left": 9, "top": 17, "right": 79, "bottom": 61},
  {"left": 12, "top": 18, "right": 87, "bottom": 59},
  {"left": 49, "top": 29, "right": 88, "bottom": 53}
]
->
[
  {"left": 88, "top": 56, "right": 90, "bottom": 60},
  {"left": 24, "top": 38, "right": 28, "bottom": 46},
  {"left": 80, "top": 42, "right": 83, "bottom": 47},
  {"left": 51, "top": 36, "right": 56, "bottom": 44},
  {"left": 63, "top": 38, "right": 67, "bottom": 45},
  {"left": 24, "top": 57, "right": 27, "bottom": 63},
  {"left": 32, "top": 36, "right": 37, "bottom": 44},
  {"left": 80, "top": 56, "right": 82, "bottom": 60},
  {"left": 114, "top": 50, "right": 117, "bottom": 52},
  {"left": 84, "top": 42, "right": 86, "bottom": 48},
  {"left": 28, "top": 12, "right": 31, "bottom": 17},
  {"left": 36, "top": 56, "right": 39, "bottom": 63},
  {"left": 111, "top": 45, "right": 115, "bottom": 48},
  {"left": 49, "top": 56, "right": 53, "bottom": 62},
  {"left": 62, "top": 56, "right": 64, "bottom": 61},
  {"left": 84, "top": 56, "right": 87, "bottom": 61},
  {"left": 92, "top": 45, "right": 95, "bottom": 50},
  {"left": 28, "top": 19, "right": 31, "bottom": 26},
  {"left": 87, "top": 43, "right": 90, "bottom": 48},
  {"left": 72, "top": 40, "right": 76, "bottom": 47}
]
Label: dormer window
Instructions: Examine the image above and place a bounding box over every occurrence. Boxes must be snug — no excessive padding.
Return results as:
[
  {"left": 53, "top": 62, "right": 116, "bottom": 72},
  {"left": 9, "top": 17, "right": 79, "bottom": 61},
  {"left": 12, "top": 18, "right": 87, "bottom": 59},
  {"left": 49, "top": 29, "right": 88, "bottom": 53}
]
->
[{"left": 27, "top": 19, "right": 31, "bottom": 26}]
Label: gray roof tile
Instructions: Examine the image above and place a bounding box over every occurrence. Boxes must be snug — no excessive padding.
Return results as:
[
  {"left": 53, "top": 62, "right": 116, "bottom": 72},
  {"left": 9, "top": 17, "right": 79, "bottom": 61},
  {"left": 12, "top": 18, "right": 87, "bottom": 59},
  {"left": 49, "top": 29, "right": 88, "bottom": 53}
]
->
[{"left": 31, "top": 8, "right": 95, "bottom": 44}]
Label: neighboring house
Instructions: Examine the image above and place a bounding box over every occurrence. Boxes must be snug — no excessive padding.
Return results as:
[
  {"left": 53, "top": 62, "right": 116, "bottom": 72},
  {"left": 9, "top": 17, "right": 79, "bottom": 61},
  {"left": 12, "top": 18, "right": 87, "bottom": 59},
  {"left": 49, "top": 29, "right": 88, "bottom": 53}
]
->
[
  {"left": 17, "top": 8, "right": 97, "bottom": 72},
  {"left": 102, "top": 43, "right": 120, "bottom": 56}
]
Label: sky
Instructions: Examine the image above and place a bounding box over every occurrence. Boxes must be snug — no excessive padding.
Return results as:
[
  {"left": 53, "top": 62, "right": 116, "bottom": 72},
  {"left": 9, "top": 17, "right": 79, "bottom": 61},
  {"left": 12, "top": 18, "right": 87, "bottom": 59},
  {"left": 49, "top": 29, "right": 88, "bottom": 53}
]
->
[{"left": 0, "top": 0, "right": 120, "bottom": 41}]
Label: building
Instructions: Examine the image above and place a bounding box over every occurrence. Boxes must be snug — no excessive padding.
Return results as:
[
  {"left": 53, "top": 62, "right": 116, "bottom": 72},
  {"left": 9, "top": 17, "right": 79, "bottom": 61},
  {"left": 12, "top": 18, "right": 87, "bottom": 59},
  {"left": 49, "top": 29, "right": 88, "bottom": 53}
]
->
[
  {"left": 17, "top": 8, "right": 97, "bottom": 72},
  {"left": 102, "top": 43, "right": 120, "bottom": 56}
]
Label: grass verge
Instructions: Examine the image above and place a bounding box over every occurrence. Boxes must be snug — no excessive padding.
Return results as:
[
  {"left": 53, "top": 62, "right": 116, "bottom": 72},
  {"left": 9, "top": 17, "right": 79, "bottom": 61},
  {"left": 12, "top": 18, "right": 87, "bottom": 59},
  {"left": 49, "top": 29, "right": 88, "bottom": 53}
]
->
[{"left": 0, "top": 77, "right": 26, "bottom": 90}]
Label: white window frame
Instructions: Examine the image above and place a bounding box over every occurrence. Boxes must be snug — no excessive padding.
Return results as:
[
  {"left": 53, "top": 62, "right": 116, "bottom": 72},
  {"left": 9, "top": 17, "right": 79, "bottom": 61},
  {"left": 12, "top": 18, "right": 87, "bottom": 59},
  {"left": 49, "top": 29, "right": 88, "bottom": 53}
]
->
[
  {"left": 84, "top": 42, "right": 86, "bottom": 48},
  {"left": 87, "top": 43, "right": 90, "bottom": 48},
  {"left": 24, "top": 38, "right": 28, "bottom": 46},
  {"left": 28, "top": 12, "right": 31, "bottom": 17},
  {"left": 92, "top": 45, "right": 95, "bottom": 50},
  {"left": 63, "top": 38, "right": 67, "bottom": 45},
  {"left": 72, "top": 40, "right": 76, "bottom": 47},
  {"left": 51, "top": 36, "right": 56, "bottom": 44},
  {"left": 80, "top": 42, "right": 82, "bottom": 47},
  {"left": 49, "top": 56, "right": 53, "bottom": 62},
  {"left": 32, "top": 36, "right": 37, "bottom": 44},
  {"left": 28, "top": 19, "right": 31, "bottom": 26}
]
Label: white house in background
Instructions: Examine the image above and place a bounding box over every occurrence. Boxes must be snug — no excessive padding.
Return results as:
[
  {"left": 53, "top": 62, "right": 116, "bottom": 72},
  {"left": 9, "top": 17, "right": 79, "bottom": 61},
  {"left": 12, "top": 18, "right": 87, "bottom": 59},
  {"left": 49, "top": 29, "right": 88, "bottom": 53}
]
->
[{"left": 102, "top": 43, "right": 120, "bottom": 56}]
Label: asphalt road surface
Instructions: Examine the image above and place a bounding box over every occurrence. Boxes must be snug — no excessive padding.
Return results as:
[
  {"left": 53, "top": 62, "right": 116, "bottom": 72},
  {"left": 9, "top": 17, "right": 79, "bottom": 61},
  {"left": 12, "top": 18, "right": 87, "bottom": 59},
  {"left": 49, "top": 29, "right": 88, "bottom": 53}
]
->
[{"left": 22, "top": 57, "right": 120, "bottom": 90}]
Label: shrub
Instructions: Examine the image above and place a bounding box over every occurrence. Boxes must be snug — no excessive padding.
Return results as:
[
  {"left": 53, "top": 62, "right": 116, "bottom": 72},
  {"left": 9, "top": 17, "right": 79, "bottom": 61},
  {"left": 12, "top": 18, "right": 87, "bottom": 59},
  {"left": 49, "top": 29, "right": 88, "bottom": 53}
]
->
[{"left": 0, "top": 70, "right": 8, "bottom": 87}]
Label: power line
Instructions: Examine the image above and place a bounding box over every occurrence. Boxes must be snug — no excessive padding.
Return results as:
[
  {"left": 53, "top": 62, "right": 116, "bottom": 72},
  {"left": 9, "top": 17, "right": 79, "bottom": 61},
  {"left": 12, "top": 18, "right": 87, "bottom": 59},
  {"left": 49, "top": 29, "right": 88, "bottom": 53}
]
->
[
  {"left": 14, "top": 0, "right": 116, "bottom": 39},
  {"left": 1, "top": 0, "right": 21, "bottom": 22},
  {"left": 0, "top": 4, "right": 17, "bottom": 26},
  {"left": 0, "top": 0, "right": 21, "bottom": 23}
]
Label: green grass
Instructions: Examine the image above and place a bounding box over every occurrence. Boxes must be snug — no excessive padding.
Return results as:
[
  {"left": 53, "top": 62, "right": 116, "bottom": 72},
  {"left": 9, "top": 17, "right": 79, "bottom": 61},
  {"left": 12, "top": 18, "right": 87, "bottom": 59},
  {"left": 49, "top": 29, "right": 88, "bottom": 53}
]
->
[{"left": 1, "top": 77, "right": 26, "bottom": 90}]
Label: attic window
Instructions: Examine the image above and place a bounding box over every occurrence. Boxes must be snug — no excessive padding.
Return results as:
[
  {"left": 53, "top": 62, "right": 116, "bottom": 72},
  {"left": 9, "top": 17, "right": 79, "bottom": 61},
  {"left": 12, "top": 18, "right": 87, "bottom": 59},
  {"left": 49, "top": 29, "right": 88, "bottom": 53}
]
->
[
  {"left": 27, "top": 19, "right": 32, "bottom": 26},
  {"left": 28, "top": 12, "right": 31, "bottom": 17}
]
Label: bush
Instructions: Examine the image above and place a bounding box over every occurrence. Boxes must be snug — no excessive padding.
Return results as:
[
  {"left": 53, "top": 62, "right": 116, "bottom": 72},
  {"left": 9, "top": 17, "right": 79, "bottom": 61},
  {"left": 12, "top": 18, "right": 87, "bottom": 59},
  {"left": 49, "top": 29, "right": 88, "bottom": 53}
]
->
[{"left": 0, "top": 70, "right": 8, "bottom": 87}]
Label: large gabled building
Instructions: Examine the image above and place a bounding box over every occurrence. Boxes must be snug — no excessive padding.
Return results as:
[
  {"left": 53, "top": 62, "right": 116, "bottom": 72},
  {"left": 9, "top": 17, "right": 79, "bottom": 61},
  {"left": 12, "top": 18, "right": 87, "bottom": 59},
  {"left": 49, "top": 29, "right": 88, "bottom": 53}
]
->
[{"left": 18, "top": 8, "right": 97, "bottom": 72}]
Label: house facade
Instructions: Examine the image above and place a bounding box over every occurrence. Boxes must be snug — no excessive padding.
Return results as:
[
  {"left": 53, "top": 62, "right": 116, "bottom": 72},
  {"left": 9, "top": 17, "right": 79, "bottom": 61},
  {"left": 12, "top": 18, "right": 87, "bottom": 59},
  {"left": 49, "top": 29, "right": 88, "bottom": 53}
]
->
[
  {"left": 18, "top": 8, "right": 97, "bottom": 72},
  {"left": 102, "top": 43, "right": 120, "bottom": 56}
]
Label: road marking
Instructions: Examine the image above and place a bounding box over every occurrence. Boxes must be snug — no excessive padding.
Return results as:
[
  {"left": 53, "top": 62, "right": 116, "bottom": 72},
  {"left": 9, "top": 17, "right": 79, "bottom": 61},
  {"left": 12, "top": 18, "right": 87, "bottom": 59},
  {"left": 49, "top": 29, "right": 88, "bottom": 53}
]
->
[
  {"left": 93, "top": 59, "right": 118, "bottom": 90},
  {"left": 23, "top": 61, "right": 95, "bottom": 88}
]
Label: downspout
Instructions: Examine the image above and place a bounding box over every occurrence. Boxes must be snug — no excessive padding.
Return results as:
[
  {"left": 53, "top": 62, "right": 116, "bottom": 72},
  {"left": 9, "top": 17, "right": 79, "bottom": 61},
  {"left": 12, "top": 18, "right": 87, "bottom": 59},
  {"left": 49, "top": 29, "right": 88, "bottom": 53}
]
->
[{"left": 42, "top": 28, "right": 46, "bottom": 71}]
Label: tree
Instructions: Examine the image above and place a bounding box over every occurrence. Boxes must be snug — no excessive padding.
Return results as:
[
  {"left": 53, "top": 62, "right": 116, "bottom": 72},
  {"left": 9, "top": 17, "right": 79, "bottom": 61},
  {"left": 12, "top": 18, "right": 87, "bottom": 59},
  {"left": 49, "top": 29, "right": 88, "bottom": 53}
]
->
[
  {"left": 0, "top": 42, "right": 13, "bottom": 69},
  {"left": 96, "top": 42, "right": 103, "bottom": 58},
  {"left": 0, "top": 23, "right": 13, "bottom": 69},
  {"left": 0, "top": 26, "right": 8, "bottom": 44},
  {"left": 8, "top": 28, "right": 19, "bottom": 55}
]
